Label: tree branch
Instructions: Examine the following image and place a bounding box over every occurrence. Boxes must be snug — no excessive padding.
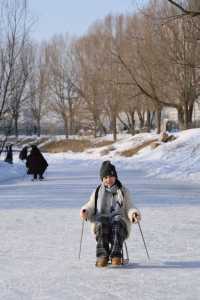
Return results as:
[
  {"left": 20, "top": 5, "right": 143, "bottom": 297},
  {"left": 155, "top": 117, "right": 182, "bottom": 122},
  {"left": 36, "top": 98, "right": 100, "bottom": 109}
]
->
[{"left": 168, "top": 0, "right": 200, "bottom": 16}]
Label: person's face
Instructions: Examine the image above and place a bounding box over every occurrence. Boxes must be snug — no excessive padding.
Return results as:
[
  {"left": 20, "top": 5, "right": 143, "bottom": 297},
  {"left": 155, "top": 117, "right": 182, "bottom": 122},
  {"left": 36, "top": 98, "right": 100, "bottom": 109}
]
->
[{"left": 102, "top": 176, "right": 116, "bottom": 188}]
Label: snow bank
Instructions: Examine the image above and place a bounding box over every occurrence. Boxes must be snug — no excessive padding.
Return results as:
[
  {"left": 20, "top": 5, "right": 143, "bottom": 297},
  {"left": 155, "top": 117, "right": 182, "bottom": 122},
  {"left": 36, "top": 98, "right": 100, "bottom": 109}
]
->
[
  {"left": 1, "top": 128, "right": 200, "bottom": 183},
  {"left": 131, "top": 129, "right": 200, "bottom": 181}
]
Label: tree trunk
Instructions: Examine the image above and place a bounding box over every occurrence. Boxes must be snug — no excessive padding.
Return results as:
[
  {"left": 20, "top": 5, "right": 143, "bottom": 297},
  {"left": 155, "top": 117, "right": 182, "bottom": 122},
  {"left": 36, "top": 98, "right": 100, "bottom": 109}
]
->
[
  {"left": 14, "top": 115, "right": 19, "bottom": 137},
  {"left": 130, "top": 111, "right": 135, "bottom": 135},
  {"left": 156, "top": 107, "right": 162, "bottom": 134},
  {"left": 93, "top": 117, "right": 98, "bottom": 138},
  {"left": 99, "top": 122, "right": 107, "bottom": 136},
  {"left": 178, "top": 102, "right": 194, "bottom": 130},
  {"left": 184, "top": 103, "right": 193, "bottom": 129},
  {"left": 111, "top": 114, "right": 117, "bottom": 142},
  {"left": 137, "top": 111, "right": 145, "bottom": 129},
  {"left": 64, "top": 117, "right": 69, "bottom": 139},
  {"left": 177, "top": 106, "right": 185, "bottom": 130},
  {"left": 37, "top": 118, "right": 41, "bottom": 137},
  {"left": 68, "top": 99, "right": 74, "bottom": 135},
  {"left": 188, "top": 103, "right": 193, "bottom": 124},
  {"left": 146, "top": 110, "right": 151, "bottom": 132}
]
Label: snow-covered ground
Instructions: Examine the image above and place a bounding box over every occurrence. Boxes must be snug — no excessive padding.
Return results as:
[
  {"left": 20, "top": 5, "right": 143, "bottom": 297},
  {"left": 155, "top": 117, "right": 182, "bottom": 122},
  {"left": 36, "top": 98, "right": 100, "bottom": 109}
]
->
[{"left": 0, "top": 129, "right": 200, "bottom": 299}]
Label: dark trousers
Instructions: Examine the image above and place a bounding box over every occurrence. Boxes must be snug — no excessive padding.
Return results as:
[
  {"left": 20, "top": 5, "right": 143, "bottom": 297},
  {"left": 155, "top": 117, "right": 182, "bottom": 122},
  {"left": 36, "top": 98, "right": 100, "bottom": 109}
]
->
[
  {"left": 95, "top": 216, "right": 127, "bottom": 259},
  {"left": 33, "top": 172, "right": 44, "bottom": 180}
]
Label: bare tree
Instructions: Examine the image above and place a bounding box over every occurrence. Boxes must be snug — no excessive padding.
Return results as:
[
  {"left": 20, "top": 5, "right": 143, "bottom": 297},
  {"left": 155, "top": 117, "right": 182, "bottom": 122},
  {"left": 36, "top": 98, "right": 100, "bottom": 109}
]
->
[
  {"left": 47, "top": 35, "right": 80, "bottom": 138},
  {"left": 0, "top": 0, "right": 32, "bottom": 135},
  {"left": 104, "top": 12, "right": 164, "bottom": 133},
  {"left": 156, "top": 2, "right": 200, "bottom": 129},
  {"left": 9, "top": 44, "right": 31, "bottom": 137},
  {"left": 111, "top": 2, "right": 200, "bottom": 131},
  {"left": 27, "top": 42, "right": 49, "bottom": 136},
  {"left": 73, "top": 30, "right": 108, "bottom": 138}
]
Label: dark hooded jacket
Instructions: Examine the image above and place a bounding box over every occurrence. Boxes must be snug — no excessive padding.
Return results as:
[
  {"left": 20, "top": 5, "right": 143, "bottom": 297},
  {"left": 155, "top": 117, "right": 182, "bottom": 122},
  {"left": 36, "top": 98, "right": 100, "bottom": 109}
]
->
[
  {"left": 19, "top": 146, "right": 28, "bottom": 160},
  {"left": 4, "top": 145, "right": 13, "bottom": 164},
  {"left": 26, "top": 146, "right": 48, "bottom": 175}
]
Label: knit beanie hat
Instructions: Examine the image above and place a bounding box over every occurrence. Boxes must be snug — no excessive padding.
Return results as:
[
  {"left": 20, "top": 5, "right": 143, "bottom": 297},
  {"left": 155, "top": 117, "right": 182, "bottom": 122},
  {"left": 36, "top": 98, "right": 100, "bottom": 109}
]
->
[{"left": 100, "top": 160, "right": 118, "bottom": 180}]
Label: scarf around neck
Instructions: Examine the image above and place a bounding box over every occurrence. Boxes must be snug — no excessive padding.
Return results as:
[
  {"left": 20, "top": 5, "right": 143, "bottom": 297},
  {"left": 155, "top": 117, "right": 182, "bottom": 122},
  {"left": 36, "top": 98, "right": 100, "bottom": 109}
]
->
[{"left": 96, "top": 183, "right": 124, "bottom": 218}]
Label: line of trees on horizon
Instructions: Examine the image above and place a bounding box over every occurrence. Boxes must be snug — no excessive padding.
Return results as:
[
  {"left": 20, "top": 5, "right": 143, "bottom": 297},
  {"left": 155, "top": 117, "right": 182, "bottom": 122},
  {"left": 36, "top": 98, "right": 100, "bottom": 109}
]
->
[{"left": 0, "top": 0, "right": 200, "bottom": 144}]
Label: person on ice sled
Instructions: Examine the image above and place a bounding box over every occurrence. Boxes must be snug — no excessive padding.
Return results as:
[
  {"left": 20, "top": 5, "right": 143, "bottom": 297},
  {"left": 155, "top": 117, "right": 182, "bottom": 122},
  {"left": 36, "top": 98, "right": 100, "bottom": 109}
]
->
[{"left": 80, "top": 160, "right": 141, "bottom": 267}]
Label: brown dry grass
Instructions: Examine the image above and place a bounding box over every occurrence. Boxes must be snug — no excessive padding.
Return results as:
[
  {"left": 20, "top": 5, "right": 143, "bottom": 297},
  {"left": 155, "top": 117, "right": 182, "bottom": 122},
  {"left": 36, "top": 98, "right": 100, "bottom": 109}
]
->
[
  {"left": 41, "top": 139, "right": 114, "bottom": 153},
  {"left": 93, "top": 140, "right": 113, "bottom": 148},
  {"left": 41, "top": 139, "right": 92, "bottom": 153},
  {"left": 118, "top": 139, "right": 158, "bottom": 157}
]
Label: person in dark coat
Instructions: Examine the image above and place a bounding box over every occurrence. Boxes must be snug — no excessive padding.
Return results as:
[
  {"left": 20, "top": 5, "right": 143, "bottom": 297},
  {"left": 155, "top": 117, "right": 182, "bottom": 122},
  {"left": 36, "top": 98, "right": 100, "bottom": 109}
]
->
[
  {"left": 26, "top": 145, "right": 48, "bottom": 180},
  {"left": 4, "top": 145, "right": 13, "bottom": 164},
  {"left": 19, "top": 146, "right": 28, "bottom": 161}
]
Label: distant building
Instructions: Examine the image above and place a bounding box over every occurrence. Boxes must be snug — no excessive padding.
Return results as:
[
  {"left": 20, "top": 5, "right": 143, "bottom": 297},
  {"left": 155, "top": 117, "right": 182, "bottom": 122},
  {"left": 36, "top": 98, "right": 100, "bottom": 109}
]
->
[{"left": 162, "top": 102, "right": 200, "bottom": 131}]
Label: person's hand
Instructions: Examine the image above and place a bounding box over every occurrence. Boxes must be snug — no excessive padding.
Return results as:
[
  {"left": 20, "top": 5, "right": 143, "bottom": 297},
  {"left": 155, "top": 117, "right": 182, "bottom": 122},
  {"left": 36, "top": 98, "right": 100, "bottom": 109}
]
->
[
  {"left": 132, "top": 212, "right": 141, "bottom": 224},
  {"left": 80, "top": 209, "right": 88, "bottom": 220}
]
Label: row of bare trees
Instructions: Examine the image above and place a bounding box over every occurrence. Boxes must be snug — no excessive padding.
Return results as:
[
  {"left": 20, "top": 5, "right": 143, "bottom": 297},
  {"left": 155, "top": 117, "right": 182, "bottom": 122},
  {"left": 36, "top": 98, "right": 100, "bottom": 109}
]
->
[
  {"left": 1, "top": 0, "right": 200, "bottom": 142},
  {"left": 0, "top": 0, "right": 31, "bottom": 139}
]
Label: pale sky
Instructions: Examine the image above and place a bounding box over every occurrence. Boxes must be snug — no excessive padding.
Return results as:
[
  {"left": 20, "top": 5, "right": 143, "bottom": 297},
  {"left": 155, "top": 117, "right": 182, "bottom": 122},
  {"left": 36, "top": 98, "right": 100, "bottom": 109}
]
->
[{"left": 28, "top": 0, "right": 147, "bottom": 41}]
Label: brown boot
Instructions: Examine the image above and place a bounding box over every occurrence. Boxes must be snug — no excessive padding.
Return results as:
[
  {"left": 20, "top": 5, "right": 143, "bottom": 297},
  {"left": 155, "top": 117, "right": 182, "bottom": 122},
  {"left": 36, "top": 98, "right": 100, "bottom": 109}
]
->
[
  {"left": 96, "top": 257, "right": 108, "bottom": 267},
  {"left": 111, "top": 257, "right": 122, "bottom": 266}
]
